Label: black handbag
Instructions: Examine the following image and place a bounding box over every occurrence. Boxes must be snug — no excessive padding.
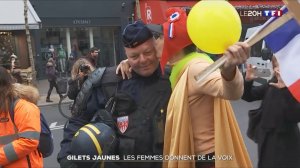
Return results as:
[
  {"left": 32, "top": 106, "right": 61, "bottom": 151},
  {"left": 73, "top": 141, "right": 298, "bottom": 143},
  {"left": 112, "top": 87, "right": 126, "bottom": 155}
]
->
[
  {"left": 247, "top": 107, "right": 262, "bottom": 143},
  {"left": 57, "top": 72, "right": 68, "bottom": 94}
]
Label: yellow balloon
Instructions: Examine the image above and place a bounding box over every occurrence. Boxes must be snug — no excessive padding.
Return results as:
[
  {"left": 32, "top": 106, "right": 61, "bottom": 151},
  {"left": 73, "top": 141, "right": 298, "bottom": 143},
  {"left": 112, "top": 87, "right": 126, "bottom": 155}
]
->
[{"left": 187, "top": 0, "right": 241, "bottom": 54}]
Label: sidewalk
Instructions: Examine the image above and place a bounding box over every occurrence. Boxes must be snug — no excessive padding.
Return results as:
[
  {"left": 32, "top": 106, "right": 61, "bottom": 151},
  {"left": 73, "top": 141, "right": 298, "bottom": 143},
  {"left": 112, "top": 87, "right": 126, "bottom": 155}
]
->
[{"left": 36, "top": 79, "right": 72, "bottom": 107}]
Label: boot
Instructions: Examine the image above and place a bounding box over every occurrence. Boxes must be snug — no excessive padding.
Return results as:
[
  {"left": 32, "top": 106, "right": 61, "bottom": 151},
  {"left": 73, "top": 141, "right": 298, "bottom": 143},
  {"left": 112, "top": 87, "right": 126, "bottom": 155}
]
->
[{"left": 46, "top": 97, "right": 53, "bottom": 102}]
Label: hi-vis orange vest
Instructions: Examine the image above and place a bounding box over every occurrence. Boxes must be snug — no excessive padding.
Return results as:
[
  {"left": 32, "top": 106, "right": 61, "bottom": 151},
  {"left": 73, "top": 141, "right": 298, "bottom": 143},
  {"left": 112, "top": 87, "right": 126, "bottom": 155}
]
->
[{"left": 0, "top": 99, "right": 43, "bottom": 168}]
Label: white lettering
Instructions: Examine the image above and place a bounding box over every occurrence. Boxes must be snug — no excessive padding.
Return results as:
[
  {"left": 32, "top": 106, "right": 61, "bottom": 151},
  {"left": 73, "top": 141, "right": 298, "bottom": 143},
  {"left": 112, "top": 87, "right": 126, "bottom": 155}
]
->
[
  {"left": 197, "top": 155, "right": 206, "bottom": 160},
  {"left": 147, "top": 9, "right": 152, "bottom": 20},
  {"left": 264, "top": 10, "right": 270, "bottom": 16},
  {"left": 248, "top": 11, "right": 262, "bottom": 17},
  {"left": 240, "top": 10, "right": 262, "bottom": 17},
  {"left": 67, "top": 155, "right": 90, "bottom": 160},
  {"left": 73, "top": 19, "right": 91, "bottom": 25},
  {"left": 123, "top": 155, "right": 135, "bottom": 160},
  {"left": 92, "top": 155, "right": 120, "bottom": 161},
  {"left": 271, "top": 10, "right": 276, "bottom": 17},
  {"left": 164, "top": 155, "right": 195, "bottom": 161},
  {"left": 239, "top": 11, "right": 246, "bottom": 17},
  {"left": 217, "top": 155, "right": 233, "bottom": 160},
  {"left": 256, "top": 11, "right": 262, "bottom": 16}
]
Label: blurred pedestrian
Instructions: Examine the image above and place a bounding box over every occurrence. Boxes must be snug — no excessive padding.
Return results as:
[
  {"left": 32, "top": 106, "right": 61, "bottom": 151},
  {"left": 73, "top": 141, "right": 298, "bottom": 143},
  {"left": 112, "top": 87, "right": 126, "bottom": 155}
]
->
[
  {"left": 71, "top": 44, "right": 79, "bottom": 59},
  {"left": 45, "top": 58, "right": 62, "bottom": 102},
  {"left": 66, "top": 55, "right": 75, "bottom": 75},
  {"left": 66, "top": 47, "right": 99, "bottom": 103},
  {"left": 67, "top": 58, "right": 94, "bottom": 101},
  {"left": 84, "top": 47, "right": 99, "bottom": 68}
]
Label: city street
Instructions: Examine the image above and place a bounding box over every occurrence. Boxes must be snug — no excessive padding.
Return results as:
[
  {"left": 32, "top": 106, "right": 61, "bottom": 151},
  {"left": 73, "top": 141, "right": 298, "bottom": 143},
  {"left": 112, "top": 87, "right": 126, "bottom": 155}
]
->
[
  {"left": 1, "top": 0, "right": 299, "bottom": 167},
  {"left": 41, "top": 99, "right": 261, "bottom": 168},
  {"left": 42, "top": 103, "right": 71, "bottom": 168}
]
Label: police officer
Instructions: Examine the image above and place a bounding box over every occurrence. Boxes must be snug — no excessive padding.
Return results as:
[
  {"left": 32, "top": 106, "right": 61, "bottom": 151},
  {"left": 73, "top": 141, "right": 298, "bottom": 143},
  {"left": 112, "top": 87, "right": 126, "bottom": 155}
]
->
[{"left": 57, "top": 21, "right": 171, "bottom": 168}]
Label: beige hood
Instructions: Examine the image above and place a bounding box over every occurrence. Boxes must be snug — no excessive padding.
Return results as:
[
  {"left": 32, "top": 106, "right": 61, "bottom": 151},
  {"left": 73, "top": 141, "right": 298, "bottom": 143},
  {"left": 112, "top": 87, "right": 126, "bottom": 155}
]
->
[{"left": 13, "top": 83, "right": 39, "bottom": 105}]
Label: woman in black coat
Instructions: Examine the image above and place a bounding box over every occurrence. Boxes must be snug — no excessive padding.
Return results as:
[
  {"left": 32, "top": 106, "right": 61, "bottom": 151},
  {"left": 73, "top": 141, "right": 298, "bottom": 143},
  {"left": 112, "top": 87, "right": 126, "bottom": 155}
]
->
[{"left": 242, "top": 56, "right": 300, "bottom": 168}]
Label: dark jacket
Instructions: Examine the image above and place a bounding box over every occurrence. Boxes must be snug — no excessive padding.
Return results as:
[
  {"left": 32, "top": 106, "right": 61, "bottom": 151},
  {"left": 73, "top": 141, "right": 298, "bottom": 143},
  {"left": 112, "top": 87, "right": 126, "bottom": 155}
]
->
[
  {"left": 242, "top": 79, "right": 300, "bottom": 168},
  {"left": 67, "top": 76, "right": 87, "bottom": 100},
  {"left": 58, "top": 66, "right": 171, "bottom": 168},
  {"left": 46, "top": 65, "right": 56, "bottom": 81}
]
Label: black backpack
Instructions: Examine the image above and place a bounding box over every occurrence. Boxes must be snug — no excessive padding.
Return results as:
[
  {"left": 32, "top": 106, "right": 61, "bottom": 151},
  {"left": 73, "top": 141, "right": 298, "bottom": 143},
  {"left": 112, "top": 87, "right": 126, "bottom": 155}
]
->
[
  {"left": 72, "top": 67, "right": 121, "bottom": 117},
  {"left": 9, "top": 99, "right": 54, "bottom": 158}
]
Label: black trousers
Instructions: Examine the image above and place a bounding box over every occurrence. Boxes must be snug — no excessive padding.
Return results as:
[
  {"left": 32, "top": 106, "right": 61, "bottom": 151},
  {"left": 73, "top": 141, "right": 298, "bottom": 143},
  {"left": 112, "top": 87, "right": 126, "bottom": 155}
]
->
[
  {"left": 47, "top": 80, "right": 60, "bottom": 98},
  {"left": 195, "top": 152, "right": 215, "bottom": 168}
]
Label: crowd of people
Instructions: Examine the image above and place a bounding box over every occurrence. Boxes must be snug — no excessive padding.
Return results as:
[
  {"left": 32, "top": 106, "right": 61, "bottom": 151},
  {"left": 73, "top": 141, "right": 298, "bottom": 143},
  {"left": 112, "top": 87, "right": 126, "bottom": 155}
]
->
[{"left": 1, "top": 6, "right": 299, "bottom": 168}]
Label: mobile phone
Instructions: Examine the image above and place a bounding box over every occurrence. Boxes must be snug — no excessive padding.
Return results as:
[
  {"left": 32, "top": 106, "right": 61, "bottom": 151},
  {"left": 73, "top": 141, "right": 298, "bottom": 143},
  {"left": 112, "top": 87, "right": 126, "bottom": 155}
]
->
[{"left": 254, "top": 68, "right": 271, "bottom": 78}]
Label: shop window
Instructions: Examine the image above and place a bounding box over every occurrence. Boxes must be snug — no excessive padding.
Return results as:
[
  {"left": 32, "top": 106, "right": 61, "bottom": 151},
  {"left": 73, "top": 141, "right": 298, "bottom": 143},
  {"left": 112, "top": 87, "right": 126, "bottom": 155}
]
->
[
  {"left": 0, "top": 31, "right": 17, "bottom": 66},
  {"left": 93, "top": 27, "right": 119, "bottom": 66},
  {"left": 70, "top": 28, "right": 89, "bottom": 57},
  {"left": 39, "top": 26, "right": 121, "bottom": 67}
]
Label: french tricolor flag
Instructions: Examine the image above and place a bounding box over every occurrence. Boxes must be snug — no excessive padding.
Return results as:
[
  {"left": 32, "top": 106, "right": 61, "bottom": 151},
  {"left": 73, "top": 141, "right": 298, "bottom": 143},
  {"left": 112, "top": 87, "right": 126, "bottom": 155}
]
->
[{"left": 264, "top": 7, "right": 300, "bottom": 102}]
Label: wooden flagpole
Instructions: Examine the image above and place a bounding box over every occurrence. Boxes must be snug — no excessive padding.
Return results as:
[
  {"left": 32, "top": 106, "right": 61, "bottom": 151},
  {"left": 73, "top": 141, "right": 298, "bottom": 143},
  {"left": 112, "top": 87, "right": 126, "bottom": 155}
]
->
[
  {"left": 194, "top": 11, "right": 294, "bottom": 83},
  {"left": 283, "top": 0, "right": 300, "bottom": 24}
]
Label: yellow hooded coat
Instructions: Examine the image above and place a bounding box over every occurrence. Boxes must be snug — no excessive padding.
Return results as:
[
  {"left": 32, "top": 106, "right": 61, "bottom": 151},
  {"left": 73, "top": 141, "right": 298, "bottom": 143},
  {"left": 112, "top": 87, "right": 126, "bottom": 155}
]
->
[{"left": 163, "top": 53, "right": 252, "bottom": 168}]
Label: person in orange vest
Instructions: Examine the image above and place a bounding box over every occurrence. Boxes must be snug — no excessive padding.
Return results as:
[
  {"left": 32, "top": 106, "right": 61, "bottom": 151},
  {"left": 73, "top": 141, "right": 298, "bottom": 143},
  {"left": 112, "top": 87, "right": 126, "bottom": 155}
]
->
[{"left": 0, "top": 66, "right": 43, "bottom": 167}]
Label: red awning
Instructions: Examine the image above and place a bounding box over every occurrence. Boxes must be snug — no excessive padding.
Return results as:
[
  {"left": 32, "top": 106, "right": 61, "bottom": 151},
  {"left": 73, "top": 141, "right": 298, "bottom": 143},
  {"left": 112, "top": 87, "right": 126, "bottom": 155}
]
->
[
  {"left": 137, "top": 0, "right": 284, "bottom": 24},
  {"left": 229, "top": 0, "right": 283, "bottom": 6},
  {"left": 137, "top": 1, "right": 198, "bottom": 24}
]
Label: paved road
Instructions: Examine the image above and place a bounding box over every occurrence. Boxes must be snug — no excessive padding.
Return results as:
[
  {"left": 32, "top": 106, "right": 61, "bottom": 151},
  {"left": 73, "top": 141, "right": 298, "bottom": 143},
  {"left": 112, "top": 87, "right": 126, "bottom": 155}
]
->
[
  {"left": 41, "top": 99, "right": 261, "bottom": 168},
  {"left": 42, "top": 102, "right": 71, "bottom": 168}
]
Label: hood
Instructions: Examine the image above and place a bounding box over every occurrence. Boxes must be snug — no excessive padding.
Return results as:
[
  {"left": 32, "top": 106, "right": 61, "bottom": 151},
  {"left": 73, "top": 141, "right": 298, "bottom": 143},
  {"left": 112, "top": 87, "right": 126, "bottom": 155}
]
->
[
  {"left": 160, "top": 7, "right": 192, "bottom": 72},
  {"left": 13, "top": 83, "right": 40, "bottom": 105}
]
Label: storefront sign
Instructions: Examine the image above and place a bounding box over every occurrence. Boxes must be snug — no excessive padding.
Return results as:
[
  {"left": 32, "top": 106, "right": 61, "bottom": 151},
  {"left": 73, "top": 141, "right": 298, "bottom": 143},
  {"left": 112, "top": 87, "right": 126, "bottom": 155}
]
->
[
  {"left": 73, "top": 19, "right": 91, "bottom": 25},
  {"left": 145, "top": 3, "right": 152, "bottom": 24}
]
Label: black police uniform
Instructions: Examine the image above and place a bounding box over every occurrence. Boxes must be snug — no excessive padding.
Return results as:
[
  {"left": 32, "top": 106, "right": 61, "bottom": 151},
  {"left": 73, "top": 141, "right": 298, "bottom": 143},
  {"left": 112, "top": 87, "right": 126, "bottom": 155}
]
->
[
  {"left": 87, "top": 68, "right": 171, "bottom": 168},
  {"left": 58, "top": 66, "right": 171, "bottom": 168}
]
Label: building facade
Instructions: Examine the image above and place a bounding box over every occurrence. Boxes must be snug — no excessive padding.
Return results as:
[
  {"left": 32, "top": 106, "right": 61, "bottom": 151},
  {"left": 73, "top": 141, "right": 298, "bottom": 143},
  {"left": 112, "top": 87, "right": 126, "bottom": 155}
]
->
[
  {"left": 31, "top": 0, "right": 135, "bottom": 78},
  {"left": 0, "top": 0, "right": 41, "bottom": 70}
]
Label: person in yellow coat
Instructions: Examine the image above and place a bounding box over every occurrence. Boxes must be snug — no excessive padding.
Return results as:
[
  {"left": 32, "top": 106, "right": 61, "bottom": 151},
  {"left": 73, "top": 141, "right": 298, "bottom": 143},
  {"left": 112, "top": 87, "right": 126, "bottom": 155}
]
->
[{"left": 161, "top": 8, "right": 252, "bottom": 168}]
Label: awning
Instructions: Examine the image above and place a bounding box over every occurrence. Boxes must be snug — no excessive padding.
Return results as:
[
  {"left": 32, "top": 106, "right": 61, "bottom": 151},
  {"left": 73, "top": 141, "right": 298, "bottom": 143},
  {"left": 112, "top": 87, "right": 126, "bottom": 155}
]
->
[
  {"left": 0, "top": 0, "right": 41, "bottom": 30},
  {"left": 137, "top": 0, "right": 283, "bottom": 24}
]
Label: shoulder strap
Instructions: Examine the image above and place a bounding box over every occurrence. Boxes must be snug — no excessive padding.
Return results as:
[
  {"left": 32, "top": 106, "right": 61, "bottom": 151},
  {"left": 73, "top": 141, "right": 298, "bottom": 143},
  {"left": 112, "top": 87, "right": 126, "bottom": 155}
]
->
[
  {"left": 72, "top": 67, "right": 106, "bottom": 116},
  {"left": 72, "top": 66, "right": 122, "bottom": 117},
  {"left": 8, "top": 98, "right": 20, "bottom": 133},
  {"left": 8, "top": 98, "right": 20, "bottom": 123},
  {"left": 7, "top": 98, "right": 32, "bottom": 165},
  {"left": 99, "top": 66, "right": 122, "bottom": 100},
  {"left": 72, "top": 67, "right": 106, "bottom": 117}
]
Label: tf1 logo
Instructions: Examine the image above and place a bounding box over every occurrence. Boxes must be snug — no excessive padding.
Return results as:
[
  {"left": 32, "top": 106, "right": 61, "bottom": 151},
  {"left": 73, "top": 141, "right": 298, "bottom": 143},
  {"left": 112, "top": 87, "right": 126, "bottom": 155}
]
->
[
  {"left": 263, "top": 10, "right": 283, "bottom": 17},
  {"left": 239, "top": 10, "right": 283, "bottom": 17}
]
